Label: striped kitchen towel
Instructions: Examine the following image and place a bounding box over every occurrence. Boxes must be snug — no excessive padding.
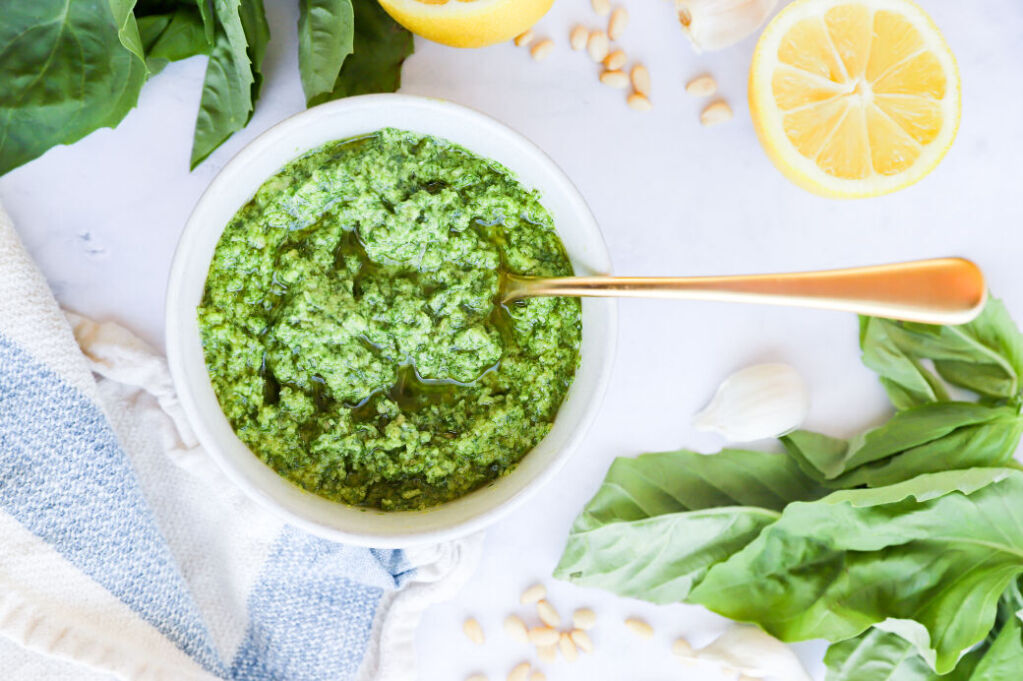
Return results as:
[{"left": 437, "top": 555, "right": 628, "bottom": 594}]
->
[{"left": 0, "top": 202, "right": 481, "bottom": 681}]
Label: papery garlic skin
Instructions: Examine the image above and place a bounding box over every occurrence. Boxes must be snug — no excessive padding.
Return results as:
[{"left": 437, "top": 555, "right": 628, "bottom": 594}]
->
[
  {"left": 697, "top": 625, "right": 813, "bottom": 681},
  {"left": 675, "top": 0, "right": 779, "bottom": 51},
  {"left": 693, "top": 362, "right": 809, "bottom": 442}
]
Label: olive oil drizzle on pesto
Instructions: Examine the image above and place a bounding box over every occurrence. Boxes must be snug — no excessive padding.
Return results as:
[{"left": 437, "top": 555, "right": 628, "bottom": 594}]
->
[{"left": 199, "top": 128, "right": 582, "bottom": 510}]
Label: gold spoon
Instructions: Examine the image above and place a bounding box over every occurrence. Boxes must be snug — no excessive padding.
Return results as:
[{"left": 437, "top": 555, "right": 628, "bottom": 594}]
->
[{"left": 501, "top": 257, "right": 987, "bottom": 325}]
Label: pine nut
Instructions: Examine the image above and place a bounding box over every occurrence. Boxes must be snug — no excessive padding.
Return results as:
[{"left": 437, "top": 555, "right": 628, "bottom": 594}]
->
[
  {"left": 536, "top": 600, "right": 561, "bottom": 627},
  {"left": 672, "top": 636, "right": 695, "bottom": 658},
  {"left": 600, "top": 70, "right": 629, "bottom": 88},
  {"left": 530, "top": 673, "right": 546, "bottom": 681},
  {"left": 570, "top": 25, "right": 589, "bottom": 51},
  {"left": 507, "top": 663, "right": 531, "bottom": 681},
  {"left": 591, "top": 0, "right": 611, "bottom": 16},
  {"left": 530, "top": 39, "right": 554, "bottom": 62},
  {"left": 603, "top": 49, "right": 626, "bottom": 70},
  {"left": 514, "top": 29, "right": 534, "bottom": 47},
  {"left": 572, "top": 608, "right": 597, "bottom": 630},
  {"left": 520, "top": 584, "right": 546, "bottom": 604},
  {"left": 701, "top": 100, "right": 733, "bottom": 126},
  {"left": 467, "top": 675, "right": 488, "bottom": 681},
  {"left": 625, "top": 617, "right": 654, "bottom": 638},
  {"left": 528, "top": 626, "right": 560, "bottom": 646},
  {"left": 559, "top": 632, "right": 579, "bottom": 662},
  {"left": 463, "top": 617, "right": 485, "bottom": 645},
  {"left": 627, "top": 93, "right": 652, "bottom": 112},
  {"left": 587, "top": 30, "right": 609, "bottom": 62},
  {"left": 570, "top": 629, "right": 594, "bottom": 653},
  {"left": 685, "top": 74, "right": 717, "bottom": 97},
  {"left": 504, "top": 614, "right": 529, "bottom": 643},
  {"left": 537, "top": 644, "right": 558, "bottom": 663},
  {"left": 630, "top": 64, "right": 651, "bottom": 96},
  {"left": 608, "top": 7, "right": 629, "bottom": 41}
]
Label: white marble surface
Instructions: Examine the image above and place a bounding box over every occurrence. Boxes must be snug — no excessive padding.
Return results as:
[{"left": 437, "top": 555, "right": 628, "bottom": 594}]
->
[{"left": 2, "top": 1, "right": 1022, "bottom": 679}]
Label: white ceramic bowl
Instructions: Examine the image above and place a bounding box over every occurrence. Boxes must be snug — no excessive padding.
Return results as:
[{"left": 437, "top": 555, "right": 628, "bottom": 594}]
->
[{"left": 166, "top": 95, "right": 616, "bottom": 547}]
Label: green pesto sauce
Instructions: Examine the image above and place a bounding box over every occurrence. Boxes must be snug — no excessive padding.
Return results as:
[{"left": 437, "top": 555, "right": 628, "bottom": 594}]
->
[{"left": 198, "top": 128, "right": 582, "bottom": 511}]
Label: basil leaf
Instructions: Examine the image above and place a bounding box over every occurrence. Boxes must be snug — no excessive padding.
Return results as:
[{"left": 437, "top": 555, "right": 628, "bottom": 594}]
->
[
  {"left": 969, "top": 615, "right": 1023, "bottom": 681},
  {"left": 690, "top": 468, "right": 1023, "bottom": 674},
  {"left": 190, "top": 0, "right": 266, "bottom": 168},
  {"left": 313, "top": 0, "right": 413, "bottom": 103},
  {"left": 824, "top": 629, "right": 939, "bottom": 681},
  {"left": 861, "top": 297, "right": 1023, "bottom": 408},
  {"left": 0, "top": 0, "right": 148, "bottom": 175},
  {"left": 782, "top": 402, "right": 1023, "bottom": 488},
  {"left": 554, "top": 449, "right": 823, "bottom": 603},
  {"left": 298, "top": 0, "right": 355, "bottom": 107},
  {"left": 137, "top": 5, "right": 212, "bottom": 74},
  {"left": 238, "top": 0, "right": 270, "bottom": 103}
]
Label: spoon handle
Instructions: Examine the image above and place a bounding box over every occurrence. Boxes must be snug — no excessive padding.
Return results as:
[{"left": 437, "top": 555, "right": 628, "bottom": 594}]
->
[{"left": 503, "top": 258, "right": 987, "bottom": 325}]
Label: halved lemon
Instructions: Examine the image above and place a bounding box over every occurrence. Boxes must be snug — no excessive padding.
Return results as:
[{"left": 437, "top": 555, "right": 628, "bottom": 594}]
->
[
  {"left": 749, "top": 0, "right": 960, "bottom": 198},
  {"left": 377, "top": 0, "right": 554, "bottom": 48}
]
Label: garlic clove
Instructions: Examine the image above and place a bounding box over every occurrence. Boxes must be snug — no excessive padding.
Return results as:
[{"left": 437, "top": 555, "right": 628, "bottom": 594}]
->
[
  {"left": 696, "top": 625, "right": 812, "bottom": 681},
  {"left": 674, "top": 0, "right": 778, "bottom": 52},
  {"left": 693, "top": 363, "right": 808, "bottom": 442}
]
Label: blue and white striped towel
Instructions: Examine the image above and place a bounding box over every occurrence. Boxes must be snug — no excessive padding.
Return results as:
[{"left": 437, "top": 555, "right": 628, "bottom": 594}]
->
[{"left": 0, "top": 203, "right": 481, "bottom": 681}]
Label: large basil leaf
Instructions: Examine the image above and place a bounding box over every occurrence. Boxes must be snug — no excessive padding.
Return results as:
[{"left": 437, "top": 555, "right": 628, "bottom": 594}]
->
[
  {"left": 689, "top": 468, "right": 1023, "bottom": 674},
  {"left": 316, "top": 0, "right": 413, "bottom": 101},
  {"left": 298, "top": 0, "right": 355, "bottom": 106},
  {"left": 554, "top": 449, "right": 823, "bottom": 603},
  {"left": 190, "top": 0, "right": 259, "bottom": 167},
  {"left": 0, "top": 0, "right": 148, "bottom": 174},
  {"left": 860, "top": 298, "right": 1023, "bottom": 409},
  {"left": 782, "top": 402, "right": 1023, "bottom": 489}
]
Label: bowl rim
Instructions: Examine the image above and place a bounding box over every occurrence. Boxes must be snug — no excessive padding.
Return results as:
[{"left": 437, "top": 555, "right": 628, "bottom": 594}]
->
[{"left": 165, "top": 94, "right": 617, "bottom": 547}]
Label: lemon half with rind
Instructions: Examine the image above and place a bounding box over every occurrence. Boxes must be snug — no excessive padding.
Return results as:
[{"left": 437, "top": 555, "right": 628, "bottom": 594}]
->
[
  {"left": 749, "top": 0, "right": 961, "bottom": 198},
  {"left": 378, "top": 0, "right": 555, "bottom": 48}
]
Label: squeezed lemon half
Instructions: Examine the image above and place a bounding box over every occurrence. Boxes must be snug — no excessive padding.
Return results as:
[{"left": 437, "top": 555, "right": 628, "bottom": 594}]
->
[
  {"left": 377, "top": 0, "right": 554, "bottom": 48},
  {"left": 749, "top": 0, "right": 960, "bottom": 198}
]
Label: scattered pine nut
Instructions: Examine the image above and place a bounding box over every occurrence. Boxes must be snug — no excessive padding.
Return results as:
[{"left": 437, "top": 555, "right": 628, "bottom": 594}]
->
[
  {"left": 536, "top": 600, "right": 561, "bottom": 628},
  {"left": 514, "top": 29, "right": 534, "bottom": 47},
  {"left": 570, "top": 629, "right": 594, "bottom": 653},
  {"left": 528, "top": 626, "right": 560, "bottom": 646},
  {"left": 591, "top": 0, "right": 611, "bottom": 16},
  {"left": 572, "top": 608, "right": 597, "bottom": 630},
  {"left": 529, "top": 672, "right": 546, "bottom": 681},
  {"left": 630, "top": 64, "right": 651, "bottom": 96},
  {"left": 603, "top": 49, "right": 626, "bottom": 70},
  {"left": 570, "top": 25, "right": 589, "bottom": 51},
  {"left": 507, "top": 662, "right": 531, "bottom": 681},
  {"left": 685, "top": 74, "right": 717, "bottom": 97},
  {"left": 537, "top": 644, "right": 558, "bottom": 663},
  {"left": 463, "top": 618, "right": 485, "bottom": 645},
  {"left": 520, "top": 584, "right": 546, "bottom": 604},
  {"left": 608, "top": 7, "right": 629, "bottom": 41},
  {"left": 701, "top": 100, "right": 733, "bottom": 126},
  {"left": 627, "top": 93, "right": 652, "bottom": 112},
  {"left": 672, "top": 636, "right": 695, "bottom": 658},
  {"left": 559, "top": 632, "right": 579, "bottom": 662},
  {"left": 466, "top": 675, "right": 488, "bottom": 681},
  {"left": 599, "top": 70, "right": 629, "bottom": 88},
  {"left": 587, "top": 30, "right": 609, "bottom": 62},
  {"left": 625, "top": 617, "right": 654, "bottom": 638},
  {"left": 504, "top": 615, "right": 529, "bottom": 643},
  {"left": 530, "top": 39, "right": 554, "bottom": 61}
]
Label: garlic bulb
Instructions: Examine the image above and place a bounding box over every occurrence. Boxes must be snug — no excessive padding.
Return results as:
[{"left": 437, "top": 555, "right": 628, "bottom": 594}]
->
[
  {"left": 697, "top": 625, "right": 813, "bottom": 681},
  {"left": 674, "top": 0, "right": 779, "bottom": 51},
  {"left": 693, "top": 363, "right": 808, "bottom": 442}
]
